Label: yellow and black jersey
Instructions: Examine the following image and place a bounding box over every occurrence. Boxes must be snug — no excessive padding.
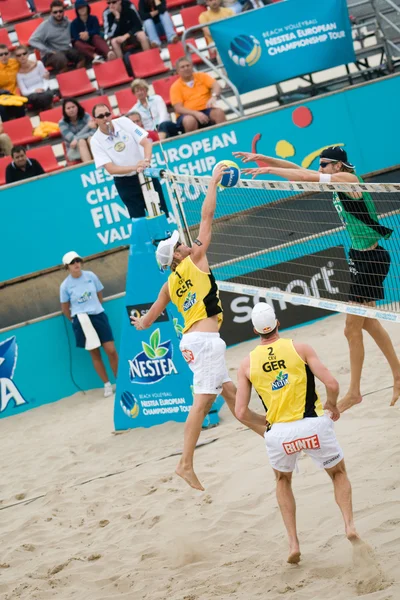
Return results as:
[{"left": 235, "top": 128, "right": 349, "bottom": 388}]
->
[
  {"left": 249, "top": 338, "right": 323, "bottom": 424},
  {"left": 168, "top": 256, "right": 223, "bottom": 333}
]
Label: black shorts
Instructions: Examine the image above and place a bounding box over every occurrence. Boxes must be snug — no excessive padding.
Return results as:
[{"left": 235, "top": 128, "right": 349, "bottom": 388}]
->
[
  {"left": 114, "top": 174, "right": 169, "bottom": 219},
  {"left": 348, "top": 245, "right": 391, "bottom": 303},
  {"left": 72, "top": 312, "right": 114, "bottom": 349}
]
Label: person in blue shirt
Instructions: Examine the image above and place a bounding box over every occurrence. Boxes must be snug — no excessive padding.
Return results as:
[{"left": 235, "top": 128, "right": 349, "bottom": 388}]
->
[
  {"left": 71, "top": 0, "right": 116, "bottom": 64},
  {"left": 60, "top": 251, "right": 119, "bottom": 397}
]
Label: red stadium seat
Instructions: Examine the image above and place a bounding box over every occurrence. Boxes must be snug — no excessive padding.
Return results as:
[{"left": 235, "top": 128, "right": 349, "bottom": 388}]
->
[
  {"left": 168, "top": 38, "right": 202, "bottom": 67},
  {"left": 0, "top": 156, "right": 12, "bottom": 186},
  {"left": 27, "top": 146, "right": 61, "bottom": 174},
  {"left": 89, "top": 0, "right": 107, "bottom": 26},
  {"left": 94, "top": 58, "right": 132, "bottom": 89},
  {"left": 167, "top": 0, "right": 195, "bottom": 8},
  {"left": 115, "top": 88, "right": 136, "bottom": 114},
  {"left": 63, "top": 7, "right": 76, "bottom": 21},
  {"left": 14, "top": 18, "right": 44, "bottom": 47},
  {"left": 3, "top": 116, "right": 42, "bottom": 146},
  {"left": 0, "top": 0, "right": 32, "bottom": 23},
  {"left": 180, "top": 5, "right": 206, "bottom": 30},
  {"left": 80, "top": 94, "right": 113, "bottom": 116},
  {"left": 152, "top": 75, "right": 179, "bottom": 106},
  {"left": 0, "top": 27, "right": 13, "bottom": 50},
  {"left": 129, "top": 48, "right": 168, "bottom": 78},
  {"left": 56, "top": 68, "right": 95, "bottom": 98},
  {"left": 39, "top": 106, "right": 63, "bottom": 137},
  {"left": 130, "top": 0, "right": 140, "bottom": 9},
  {"left": 34, "top": 0, "right": 53, "bottom": 13}
]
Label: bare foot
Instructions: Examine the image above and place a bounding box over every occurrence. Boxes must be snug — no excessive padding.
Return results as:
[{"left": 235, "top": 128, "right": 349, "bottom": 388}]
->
[
  {"left": 176, "top": 462, "right": 204, "bottom": 491},
  {"left": 346, "top": 527, "right": 361, "bottom": 544},
  {"left": 337, "top": 393, "right": 362, "bottom": 413},
  {"left": 390, "top": 377, "right": 400, "bottom": 406},
  {"left": 287, "top": 550, "right": 301, "bottom": 564}
]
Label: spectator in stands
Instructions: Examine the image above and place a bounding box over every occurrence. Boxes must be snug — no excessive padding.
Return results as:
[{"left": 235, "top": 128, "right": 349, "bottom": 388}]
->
[
  {"left": 15, "top": 46, "right": 54, "bottom": 112},
  {"left": 128, "top": 110, "right": 159, "bottom": 141},
  {"left": 221, "top": 0, "right": 243, "bottom": 14},
  {"left": 60, "top": 250, "right": 119, "bottom": 398},
  {"left": 170, "top": 57, "right": 226, "bottom": 133},
  {"left": 199, "top": 0, "right": 234, "bottom": 46},
  {"left": 0, "top": 44, "right": 26, "bottom": 121},
  {"left": 71, "top": 0, "right": 116, "bottom": 64},
  {"left": 130, "top": 78, "right": 179, "bottom": 140},
  {"left": 29, "top": 0, "right": 86, "bottom": 74},
  {"left": 103, "top": 0, "right": 150, "bottom": 59},
  {"left": 5, "top": 146, "right": 45, "bottom": 185},
  {"left": 0, "top": 116, "right": 13, "bottom": 157},
  {"left": 59, "top": 98, "right": 95, "bottom": 163},
  {"left": 138, "top": 0, "right": 178, "bottom": 48}
]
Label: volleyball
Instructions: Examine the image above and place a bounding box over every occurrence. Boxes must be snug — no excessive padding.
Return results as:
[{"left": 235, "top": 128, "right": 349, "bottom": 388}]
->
[{"left": 213, "top": 160, "right": 241, "bottom": 188}]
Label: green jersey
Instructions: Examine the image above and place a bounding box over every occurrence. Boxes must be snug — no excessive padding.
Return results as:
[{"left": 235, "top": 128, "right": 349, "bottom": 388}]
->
[{"left": 332, "top": 176, "right": 393, "bottom": 250}]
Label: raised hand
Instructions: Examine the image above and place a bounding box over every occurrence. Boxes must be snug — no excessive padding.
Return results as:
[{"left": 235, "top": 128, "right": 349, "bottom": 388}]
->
[
  {"left": 233, "top": 151, "right": 264, "bottom": 163},
  {"left": 242, "top": 167, "right": 271, "bottom": 178}
]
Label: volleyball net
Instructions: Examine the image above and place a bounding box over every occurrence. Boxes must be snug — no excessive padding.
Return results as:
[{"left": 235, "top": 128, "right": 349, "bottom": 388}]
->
[{"left": 156, "top": 172, "right": 400, "bottom": 323}]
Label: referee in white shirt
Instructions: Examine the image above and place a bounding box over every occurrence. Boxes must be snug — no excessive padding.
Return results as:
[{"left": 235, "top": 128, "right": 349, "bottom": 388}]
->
[{"left": 90, "top": 103, "right": 169, "bottom": 218}]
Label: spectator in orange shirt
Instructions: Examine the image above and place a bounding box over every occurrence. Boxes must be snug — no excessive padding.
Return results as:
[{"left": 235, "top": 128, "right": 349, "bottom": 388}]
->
[
  {"left": 0, "top": 44, "right": 26, "bottom": 121},
  {"left": 199, "top": 0, "right": 234, "bottom": 46},
  {"left": 170, "top": 57, "right": 226, "bottom": 133}
]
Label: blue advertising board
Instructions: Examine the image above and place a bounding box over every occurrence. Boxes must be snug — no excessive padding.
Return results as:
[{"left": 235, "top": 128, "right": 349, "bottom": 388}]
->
[
  {"left": 1, "top": 75, "right": 400, "bottom": 283},
  {"left": 210, "top": 0, "right": 355, "bottom": 94}
]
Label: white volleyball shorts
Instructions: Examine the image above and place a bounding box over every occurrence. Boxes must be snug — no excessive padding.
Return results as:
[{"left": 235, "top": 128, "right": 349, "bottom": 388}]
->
[
  {"left": 264, "top": 414, "right": 344, "bottom": 472},
  {"left": 179, "top": 331, "right": 231, "bottom": 395}
]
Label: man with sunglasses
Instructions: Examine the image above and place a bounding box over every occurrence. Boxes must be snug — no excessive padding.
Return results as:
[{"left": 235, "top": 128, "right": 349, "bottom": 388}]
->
[
  {"left": 90, "top": 103, "right": 169, "bottom": 219},
  {"left": 235, "top": 146, "right": 400, "bottom": 413},
  {"left": 131, "top": 163, "right": 266, "bottom": 492},
  {"left": 103, "top": 0, "right": 150, "bottom": 60},
  {"left": 29, "top": 0, "right": 85, "bottom": 74}
]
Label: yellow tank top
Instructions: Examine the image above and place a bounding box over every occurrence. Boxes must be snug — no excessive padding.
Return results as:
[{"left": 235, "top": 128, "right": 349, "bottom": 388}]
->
[
  {"left": 249, "top": 338, "right": 323, "bottom": 424},
  {"left": 168, "top": 256, "right": 223, "bottom": 333}
]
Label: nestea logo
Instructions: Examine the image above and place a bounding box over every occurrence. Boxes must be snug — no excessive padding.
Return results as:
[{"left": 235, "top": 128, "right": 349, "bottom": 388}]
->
[
  {"left": 0, "top": 337, "right": 27, "bottom": 413},
  {"left": 128, "top": 329, "right": 178, "bottom": 385}
]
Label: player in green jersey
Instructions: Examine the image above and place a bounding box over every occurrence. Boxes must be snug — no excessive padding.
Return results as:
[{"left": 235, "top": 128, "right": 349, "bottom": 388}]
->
[{"left": 234, "top": 146, "right": 400, "bottom": 412}]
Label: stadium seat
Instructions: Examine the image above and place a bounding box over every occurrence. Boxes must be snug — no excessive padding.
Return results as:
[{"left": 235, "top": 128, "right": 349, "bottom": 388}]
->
[
  {"left": 152, "top": 75, "right": 179, "bottom": 106},
  {"left": 80, "top": 94, "right": 113, "bottom": 116},
  {"left": 39, "top": 106, "right": 63, "bottom": 137},
  {"left": 167, "top": 0, "right": 195, "bottom": 8},
  {"left": 89, "top": 0, "right": 107, "bottom": 26},
  {"left": 180, "top": 5, "right": 206, "bottom": 30},
  {"left": 129, "top": 49, "right": 169, "bottom": 78},
  {"left": 115, "top": 88, "right": 136, "bottom": 115},
  {"left": 56, "top": 68, "right": 96, "bottom": 98},
  {"left": 14, "top": 18, "right": 44, "bottom": 47},
  {"left": 130, "top": 0, "right": 140, "bottom": 9},
  {"left": 3, "top": 116, "right": 42, "bottom": 146},
  {"left": 63, "top": 8, "right": 76, "bottom": 21},
  {"left": 0, "top": 0, "right": 32, "bottom": 23},
  {"left": 168, "top": 38, "right": 202, "bottom": 66},
  {"left": 0, "top": 156, "right": 12, "bottom": 186},
  {"left": 27, "top": 146, "right": 61, "bottom": 174},
  {"left": 34, "top": 0, "right": 53, "bottom": 13},
  {"left": 0, "top": 27, "right": 13, "bottom": 50},
  {"left": 94, "top": 58, "right": 132, "bottom": 89}
]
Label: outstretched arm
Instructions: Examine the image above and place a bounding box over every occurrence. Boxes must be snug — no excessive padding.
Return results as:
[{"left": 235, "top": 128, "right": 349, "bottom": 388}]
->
[
  {"left": 131, "top": 283, "right": 170, "bottom": 330},
  {"left": 242, "top": 165, "right": 358, "bottom": 182},
  {"left": 235, "top": 357, "right": 267, "bottom": 435},
  {"left": 233, "top": 151, "right": 301, "bottom": 170}
]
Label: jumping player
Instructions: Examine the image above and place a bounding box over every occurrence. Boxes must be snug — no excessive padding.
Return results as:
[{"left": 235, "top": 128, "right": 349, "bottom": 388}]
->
[
  {"left": 235, "top": 147, "right": 400, "bottom": 411},
  {"left": 131, "top": 163, "right": 266, "bottom": 491},
  {"left": 236, "top": 302, "right": 362, "bottom": 563}
]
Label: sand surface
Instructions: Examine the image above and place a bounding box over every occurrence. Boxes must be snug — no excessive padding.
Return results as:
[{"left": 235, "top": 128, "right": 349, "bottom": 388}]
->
[{"left": 1, "top": 312, "right": 400, "bottom": 600}]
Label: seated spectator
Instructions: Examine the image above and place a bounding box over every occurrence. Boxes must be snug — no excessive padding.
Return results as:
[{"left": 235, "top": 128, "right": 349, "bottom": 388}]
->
[
  {"left": 138, "top": 0, "right": 178, "bottom": 48},
  {"left": 128, "top": 110, "right": 159, "bottom": 142},
  {"left": 103, "top": 0, "right": 150, "bottom": 59},
  {"left": 170, "top": 57, "right": 226, "bottom": 133},
  {"left": 222, "top": 0, "right": 243, "bottom": 14},
  {"left": 199, "top": 0, "right": 234, "bottom": 46},
  {"left": 15, "top": 46, "right": 54, "bottom": 112},
  {"left": 130, "top": 78, "right": 179, "bottom": 140},
  {"left": 29, "top": 0, "right": 86, "bottom": 74},
  {"left": 5, "top": 146, "right": 45, "bottom": 185},
  {"left": 59, "top": 98, "right": 95, "bottom": 163},
  {"left": 0, "top": 116, "right": 13, "bottom": 157},
  {"left": 71, "top": 0, "right": 116, "bottom": 64},
  {"left": 0, "top": 44, "right": 26, "bottom": 121}
]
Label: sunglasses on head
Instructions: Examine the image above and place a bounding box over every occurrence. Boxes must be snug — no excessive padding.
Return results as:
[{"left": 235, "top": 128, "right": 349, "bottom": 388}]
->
[
  {"left": 70, "top": 258, "right": 82, "bottom": 265},
  {"left": 319, "top": 160, "right": 337, "bottom": 168},
  {"left": 0, "top": 51, "right": 10, "bottom": 57},
  {"left": 95, "top": 111, "right": 111, "bottom": 119}
]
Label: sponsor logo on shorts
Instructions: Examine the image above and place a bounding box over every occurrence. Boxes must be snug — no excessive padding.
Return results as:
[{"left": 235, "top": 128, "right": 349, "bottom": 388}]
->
[
  {"left": 183, "top": 291, "right": 197, "bottom": 312},
  {"left": 323, "top": 453, "right": 341, "bottom": 466},
  {"left": 272, "top": 371, "right": 289, "bottom": 391},
  {"left": 283, "top": 434, "right": 320, "bottom": 455},
  {"left": 182, "top": 349, "right": 194, "bottom": 363}
]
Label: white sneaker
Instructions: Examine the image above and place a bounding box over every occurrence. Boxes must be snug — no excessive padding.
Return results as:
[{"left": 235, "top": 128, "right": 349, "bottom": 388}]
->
[
  {"left": 93, "top": 55, "right": 105, "bottom": 64},
  {"left": 104, "top": 382, "right": 114, "bottom": 397}
]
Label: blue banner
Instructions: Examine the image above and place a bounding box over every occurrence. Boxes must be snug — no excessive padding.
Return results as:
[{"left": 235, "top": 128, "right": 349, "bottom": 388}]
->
[{"left": 210, "top": 0, "right": 355, "bottom": 93}]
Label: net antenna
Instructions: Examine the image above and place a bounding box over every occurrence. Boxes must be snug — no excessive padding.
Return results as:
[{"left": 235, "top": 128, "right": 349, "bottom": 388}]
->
[{"left": 151, "top": 173, "right": 400, "bottom": 325}]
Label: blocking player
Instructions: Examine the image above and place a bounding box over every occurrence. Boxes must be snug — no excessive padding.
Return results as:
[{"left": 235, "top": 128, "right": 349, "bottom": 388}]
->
[
  {"left": 131, "top": 163, "right": 266, "bottom": 491},
  {"left": 236, "top": 302, "right": 362, "bottom": 564},
  {"left": 235, "top": 147, "right": 400, "bottom": 411}
]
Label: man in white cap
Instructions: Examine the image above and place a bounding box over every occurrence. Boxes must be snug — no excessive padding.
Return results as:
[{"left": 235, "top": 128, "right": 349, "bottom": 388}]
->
[
  {"left": 236, "top": 302, "right": 362, "bottom": 564},
  {"left": 131, "top": 164, "right": 266, "bottom": 491}
]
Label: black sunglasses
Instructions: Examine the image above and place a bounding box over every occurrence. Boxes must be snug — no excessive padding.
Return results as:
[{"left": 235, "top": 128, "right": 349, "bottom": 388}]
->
[
  {"left": 95, "top": 111, "right": 111, "bottom": 119},
  {"left": 107, "top": 1, "right": 118, "bottom": 4},
  {"left": 0, "top": 51, "right": 10, "bottom": 57},
  {"left": 70, "top": 258, "right": 82, "bottom": 265},
  {"left": 319, "top": 160, "right": 337, "bottom": 168},
  {"left": 52, "top": 9, "right": 64, "bottom": 13},
  {"left": 16, "top": 51, "right": 28, "bottom": 57}
]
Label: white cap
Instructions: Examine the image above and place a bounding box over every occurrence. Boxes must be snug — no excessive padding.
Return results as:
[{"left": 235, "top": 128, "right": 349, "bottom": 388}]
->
[
  {"left": 251, "top": 302, "right": 278, "bottom": 334},
  {"left": 62, "top": 250, "right": 82, "bottom": 265},
  {"left": 155, "top": 230, "right": 180, "bottom": 268}
]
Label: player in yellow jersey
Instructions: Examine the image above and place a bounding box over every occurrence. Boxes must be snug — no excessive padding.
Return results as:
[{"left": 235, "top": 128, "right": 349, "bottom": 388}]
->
[
  {"left": 131, "top": 164, "right": 266, "bottom": 491},
  {"left": 236, "top": 302, "right": 362, "bottom": 564}
]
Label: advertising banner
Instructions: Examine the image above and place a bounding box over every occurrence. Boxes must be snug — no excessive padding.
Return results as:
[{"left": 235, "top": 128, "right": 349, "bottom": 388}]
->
[{"left": 210, "top": 0, "right": 355, "bottom": 93}]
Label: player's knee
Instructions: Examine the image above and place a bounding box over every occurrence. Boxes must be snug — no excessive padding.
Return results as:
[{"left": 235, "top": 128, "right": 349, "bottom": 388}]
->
[
  {"left": 274, "top": 469, "right": 292, "bottom": 483},
  {"left": 325, "top": 458, "right": 346, "bottom": 479},
  {"left": 344, "top": 320, "right": 363, "bottom": 340}
]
